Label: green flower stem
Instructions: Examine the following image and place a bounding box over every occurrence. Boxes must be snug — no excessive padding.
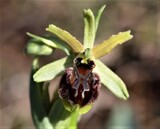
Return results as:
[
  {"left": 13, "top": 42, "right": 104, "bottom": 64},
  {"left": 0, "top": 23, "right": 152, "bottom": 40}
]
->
[{"left": 68, "top": 106, "right": 79, "bottom": 129}]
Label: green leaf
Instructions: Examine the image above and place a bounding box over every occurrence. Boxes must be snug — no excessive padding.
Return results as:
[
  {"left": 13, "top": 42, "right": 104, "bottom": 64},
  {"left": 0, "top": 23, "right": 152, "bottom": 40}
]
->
[
  {"left": 49, "top": 99, "right": 70, "bottom": 129},
  {"left": 95, "top": 5, "right": 106, "bottom": 34},
  {"left": 83, "top": 9, "right": 95, "bottom": 48},
  {"left": 49, "top": 99, "right": 79, "bottom": 129},
  {"left": 46, "top": 24, "right": 84, "bottom": 53},
  {"left": 30, "top": 59, "right": 46, "bottom": 122},
  {"left": 42, "top": 82, "right": 51, "bottom": 113},
  {"left": 92, "top": 30, "right": 133, "bottom": 59},
  {"left": 33, "top": 55, "right": 75, "bottom": 82},
  {"left": 27, "top": 32, "right": 71, "bottom": 55},
  {"left": 26, "top": 41, "right": 53, "bottom": 56},
  {"left": 30, "top": 58, "right": 53, "bottom": 129},
  {"left": 95, "top": 60, "right": 129, "bottom": 100}
]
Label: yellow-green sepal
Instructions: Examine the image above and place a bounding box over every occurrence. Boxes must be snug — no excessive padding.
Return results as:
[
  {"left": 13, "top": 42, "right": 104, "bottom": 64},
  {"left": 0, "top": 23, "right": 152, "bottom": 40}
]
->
[
  {"left": 94, "top": 60, "right": 129, "bottom": 100},
  {"left": 92, "top": 30, "right": 133, "bottom": 59},
  {"left": 46, "top": 24, "right": 84, "bottom": 53},
  {"left": 33, "top": 55, "right": 75, "bottom": 82}
]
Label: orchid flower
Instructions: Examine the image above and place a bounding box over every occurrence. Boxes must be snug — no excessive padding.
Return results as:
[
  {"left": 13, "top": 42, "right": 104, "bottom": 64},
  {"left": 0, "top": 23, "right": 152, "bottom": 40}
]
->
[{"left": 26, "top": 5, "right": 133, "bottom": 129}]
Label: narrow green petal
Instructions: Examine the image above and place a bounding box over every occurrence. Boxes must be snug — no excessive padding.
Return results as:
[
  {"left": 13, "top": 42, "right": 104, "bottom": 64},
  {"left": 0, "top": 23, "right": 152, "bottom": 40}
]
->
[
  {"left": 33, "top": 55, "right": 75, "bottom": 82},
  {"left": 83, "top": 9, "right": 95, "bottom": 48},
  {"left": 95, "top": 60, "right": 129, "bottom": 100},
  {"left": 92, "top": 30, "right": 133, "bottom": 59},
  {"left": 46, "top": 24, "right": 84, "bottom": 53},
  {"left": 95, "top": 5, "right": 106, "bottom": 34}
]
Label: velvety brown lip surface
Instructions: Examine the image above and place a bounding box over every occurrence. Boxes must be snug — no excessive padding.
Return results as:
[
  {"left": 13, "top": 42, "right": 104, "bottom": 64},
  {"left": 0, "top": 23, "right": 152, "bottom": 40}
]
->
[{"left": 59, "top": 58, "right": 101, "bottom": 107}]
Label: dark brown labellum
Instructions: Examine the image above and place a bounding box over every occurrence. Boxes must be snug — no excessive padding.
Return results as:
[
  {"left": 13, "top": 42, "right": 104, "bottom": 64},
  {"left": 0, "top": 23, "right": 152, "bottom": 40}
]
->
[{"left": 58, "top": 58, "right": 101, "bottom": 107}]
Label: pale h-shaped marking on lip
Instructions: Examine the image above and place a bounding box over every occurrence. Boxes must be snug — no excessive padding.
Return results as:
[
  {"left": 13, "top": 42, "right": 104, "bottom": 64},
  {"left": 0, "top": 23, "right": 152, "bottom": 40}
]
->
[{"left": 72, "top": 66, "right": 92, "bottom": 99}]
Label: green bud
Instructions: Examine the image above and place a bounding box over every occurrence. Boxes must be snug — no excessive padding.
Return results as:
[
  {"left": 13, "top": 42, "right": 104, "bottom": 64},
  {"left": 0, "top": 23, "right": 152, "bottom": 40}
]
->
[{"left": 26, "top": 42, "right": 53, "bottom": 56}]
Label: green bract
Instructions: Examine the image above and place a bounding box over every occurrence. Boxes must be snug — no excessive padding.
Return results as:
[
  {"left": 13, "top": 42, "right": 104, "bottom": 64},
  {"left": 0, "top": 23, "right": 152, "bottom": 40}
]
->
[{"left": 26, "top": 5, "right": 133, "bottom": 129}]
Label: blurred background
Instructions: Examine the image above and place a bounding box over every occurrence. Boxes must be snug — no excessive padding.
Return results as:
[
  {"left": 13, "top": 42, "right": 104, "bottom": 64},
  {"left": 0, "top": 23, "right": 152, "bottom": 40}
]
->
[{"left": 0, "top": 0, "right": 160, "bottom": 129}]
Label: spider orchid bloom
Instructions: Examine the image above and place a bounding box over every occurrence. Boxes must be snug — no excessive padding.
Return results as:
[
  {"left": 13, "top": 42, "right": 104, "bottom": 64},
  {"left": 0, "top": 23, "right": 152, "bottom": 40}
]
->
[
  {"left": 28, "top": 5, "right": 133, "bottom": 114},
  {"left": 59, "top": 50, "right": 101, "bottom": 109}
]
